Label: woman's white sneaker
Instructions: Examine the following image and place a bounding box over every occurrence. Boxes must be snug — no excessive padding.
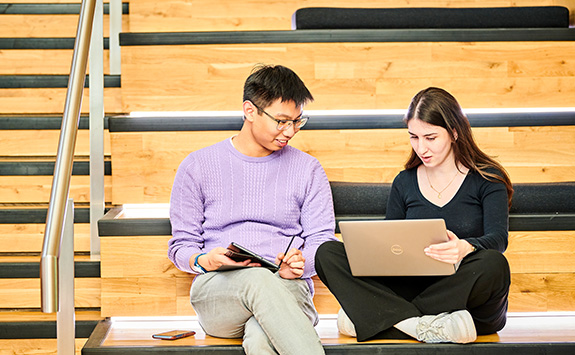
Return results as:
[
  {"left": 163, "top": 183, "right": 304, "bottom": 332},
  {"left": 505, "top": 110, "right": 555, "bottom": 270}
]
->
[
  {"left": 415, "top": 310, "right": 477, "bottom": 344},
  {"left": 337, "top": 308, "right": 357, "bottom": 337}
]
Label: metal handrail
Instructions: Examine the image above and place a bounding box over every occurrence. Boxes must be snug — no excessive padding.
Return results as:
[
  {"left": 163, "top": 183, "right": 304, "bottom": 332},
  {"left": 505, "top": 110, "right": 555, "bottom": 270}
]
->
[{"left": 40, "top": 0, "right": 98, "bottom": 313}]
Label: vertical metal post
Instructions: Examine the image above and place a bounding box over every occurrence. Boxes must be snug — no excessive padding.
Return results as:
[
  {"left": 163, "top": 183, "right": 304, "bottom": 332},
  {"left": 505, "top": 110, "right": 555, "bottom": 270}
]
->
[
  {"left": 109, "top": 0, "right": 122, "bottom": 74},
  {"left": 57, "top": 198, "right": 75, "bottom": 355},
  {"left": 89, "top": 0, "right": 104, "bottom": 258}
]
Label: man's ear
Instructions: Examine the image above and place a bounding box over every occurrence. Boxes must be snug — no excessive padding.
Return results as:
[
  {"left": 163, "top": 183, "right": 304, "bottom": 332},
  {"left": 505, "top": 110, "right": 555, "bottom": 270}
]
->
[{"left": 243, "top": 100, "right": 256, "bottom": 122}]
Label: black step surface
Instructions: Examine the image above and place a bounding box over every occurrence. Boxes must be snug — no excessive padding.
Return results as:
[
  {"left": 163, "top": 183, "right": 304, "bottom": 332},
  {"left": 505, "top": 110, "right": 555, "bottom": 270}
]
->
[
  {"left": 0, "top": 207, "right": 91, "bottom": 224},
  {"left": 0, "top": 320, "right": 98, "bottom": 339},
  {"left": 0, "top": 115, "right": 109, "bottom": 130},
  {"left": 0, "top": 37, "right": 110, "bottom": 49},
  {"left": 0, "top": 261, "right": 100, "bottom": 278},
  {"left": 0, "top": 161, "right": 111, "bottom": 176},
  {"left": 0, "top": 2, "right": 129, "bottom": 14},
  {"left": 108, "top": 111, "right": 575, "bottom": 132},
  {"left": 0, "top": 75, "right": 120, "bottom": 89},
  {"left": 82, "top": 320, "right": 575, "bottom": 355},
  {"left": 119, "top": 28, "right": 575, "bottom": 46}
]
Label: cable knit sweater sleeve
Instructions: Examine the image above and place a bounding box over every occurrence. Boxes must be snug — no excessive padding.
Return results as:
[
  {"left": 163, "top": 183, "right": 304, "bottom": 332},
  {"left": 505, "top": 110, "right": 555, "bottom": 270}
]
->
[
  {"left": 168, "top": 153, "right": 205, "bottom": 273},
  {"left": 299, "top": 158, "right": 337, "bottom": 280}
]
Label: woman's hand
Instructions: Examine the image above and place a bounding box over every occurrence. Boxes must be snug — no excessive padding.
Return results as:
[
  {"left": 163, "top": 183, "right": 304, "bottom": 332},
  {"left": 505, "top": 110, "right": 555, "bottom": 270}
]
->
[
  {"left": 276, "top": 248, "right": 305, "bottom": 279},
  {"left": 191, "top": 247, "right": 260, "bottom": 272},
  {"left": 424, "top": 230, "right": 475, "bottom": 264}
]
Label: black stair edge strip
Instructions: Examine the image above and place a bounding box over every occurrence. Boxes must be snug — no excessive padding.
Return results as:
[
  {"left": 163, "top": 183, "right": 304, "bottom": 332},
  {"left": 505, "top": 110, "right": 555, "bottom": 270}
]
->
[
  {"left": 0, "top": 261, "right": 100, "bottom": 278},
  {"left": 80, "top": 320, "right": 575, "bottom": 355},
  {"left": 119, "top": 28, "right": 575, "bottom": 46},
  {"left": 107, "top": 111, "right": 575, "bottom": 132},
  {"left": 0, "top": 208, "right": 93, "bottom": 224},
  {"left": 0, "top": 3, "right": 129, "bottom": 15},
  {"left": 0, "top": 320, "right": 98, "bottom": 339},
  {"left": 0, "top": 37, "right": 110, "bottom": 50},
  {"left": 0, "top": 115, "right": 109, "bottom": 130},
  {"left": 97, "top": 213, "right": 575, "bottom": 236},
  {"left": 0, "top": 75, "right": 121, "bottom": 89},
  {"left": 0, "top": 161, "right": 111, "bottom": 176}
]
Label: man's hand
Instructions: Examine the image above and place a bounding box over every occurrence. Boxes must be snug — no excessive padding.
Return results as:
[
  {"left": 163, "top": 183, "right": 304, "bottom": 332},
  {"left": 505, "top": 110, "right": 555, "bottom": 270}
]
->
[
  {"left": 190, "top": 247, "right": 260, "bottom": 272},
  {"left": 276, "top": 248, "right": 305, "bottom": 279}
]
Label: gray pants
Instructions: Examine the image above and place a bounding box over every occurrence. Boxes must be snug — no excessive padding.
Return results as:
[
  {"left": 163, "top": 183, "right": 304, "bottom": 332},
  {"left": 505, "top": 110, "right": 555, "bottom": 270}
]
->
[{"left": 191, "top": 267, "right": 324, "bottom": 355}]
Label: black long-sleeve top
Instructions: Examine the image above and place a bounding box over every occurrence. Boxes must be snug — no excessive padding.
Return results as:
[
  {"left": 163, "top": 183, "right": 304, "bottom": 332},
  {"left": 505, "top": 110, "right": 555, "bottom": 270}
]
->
[{"left": 386, "top": 168, "right": 509, "bottom": 253}]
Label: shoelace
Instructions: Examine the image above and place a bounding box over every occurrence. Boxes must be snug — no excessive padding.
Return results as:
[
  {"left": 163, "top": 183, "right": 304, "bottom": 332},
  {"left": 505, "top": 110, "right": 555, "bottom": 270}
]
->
[{"left": 416, "top": 320, "right": 449, "bottom": 342}]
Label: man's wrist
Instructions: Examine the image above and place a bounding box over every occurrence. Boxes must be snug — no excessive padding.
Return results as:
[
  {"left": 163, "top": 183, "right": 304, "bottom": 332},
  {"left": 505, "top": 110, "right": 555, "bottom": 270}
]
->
[{"left": 191, "top": 253, "right": 208, "bottom": 274}]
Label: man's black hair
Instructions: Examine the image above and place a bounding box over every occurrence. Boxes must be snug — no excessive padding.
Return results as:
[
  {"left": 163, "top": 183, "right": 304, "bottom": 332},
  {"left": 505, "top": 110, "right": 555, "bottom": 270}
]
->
[{"left": 243, "top": 64, "right": 314, "bottom": 109}]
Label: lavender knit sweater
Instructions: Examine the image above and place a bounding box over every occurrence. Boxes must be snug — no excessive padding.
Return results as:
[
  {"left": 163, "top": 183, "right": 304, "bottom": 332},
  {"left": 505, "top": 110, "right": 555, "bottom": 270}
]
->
[{"left": 168, "top": 138, "right": 336, "bottom": 292}]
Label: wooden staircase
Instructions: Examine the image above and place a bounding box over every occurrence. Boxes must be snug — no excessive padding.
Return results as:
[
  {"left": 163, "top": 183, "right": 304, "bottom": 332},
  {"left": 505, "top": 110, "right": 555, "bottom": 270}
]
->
[
  {"left": 1, "top": 0, "right": 575, "bottom": 354},
  {"left": 0, "top": 1, "right": 126, "bottom": 353}
]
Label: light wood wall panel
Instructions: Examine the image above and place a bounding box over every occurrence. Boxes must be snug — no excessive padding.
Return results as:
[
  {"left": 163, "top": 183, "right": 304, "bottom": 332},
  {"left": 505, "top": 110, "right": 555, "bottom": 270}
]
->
[
  {"left": 128, "top": 0, "right": 575, "bottom": 32},
  {"left": 0, "top": 49, "right": 111, "bottom": 75},
  {"left": 99, "top": 231, "right": 575, "bottom": 316},
  {"left": 0, "top": 176, "right": 112, "bottom": 203},
  {"left": 0, "top": 15, "right": 128, "bottom": 37},
  {"left": 0, "top": 88, "right": 123, "bottom": 115},
  {"left": 0, "top": 278, "right": 100, "bottom": 308},
  {"left": 0, "top": 339, "right": 86, "bottom": 355},
  {"left": 0, "top": 130, "right": 111, "bottom": 156},
  {"left": 121, "top": 42, "right": 575, "bottom": 112},
  {"left": 0, "top": 223, "right": 90, "bottom": 253},
  {"left": 110, "top": 126, "right": 575, "bottom": 204}
]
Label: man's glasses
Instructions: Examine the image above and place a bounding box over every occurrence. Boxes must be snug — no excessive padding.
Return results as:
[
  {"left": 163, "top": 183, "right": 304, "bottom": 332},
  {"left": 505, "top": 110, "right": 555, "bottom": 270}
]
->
[{"left": 252, "top": 102, "right": 309, "bottom": 131}]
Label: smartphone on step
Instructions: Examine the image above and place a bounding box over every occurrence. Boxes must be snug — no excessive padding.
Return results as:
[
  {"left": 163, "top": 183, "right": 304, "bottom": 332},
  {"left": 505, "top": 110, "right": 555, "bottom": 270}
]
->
[{"left": 152, "top": 330, "right": 196, "bottom": 340}]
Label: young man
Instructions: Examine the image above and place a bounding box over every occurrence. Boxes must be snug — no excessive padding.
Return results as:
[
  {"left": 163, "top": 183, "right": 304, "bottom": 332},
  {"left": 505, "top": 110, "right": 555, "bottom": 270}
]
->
[{"left": 168, "top": 64, "right": 336, "bottom": 354}]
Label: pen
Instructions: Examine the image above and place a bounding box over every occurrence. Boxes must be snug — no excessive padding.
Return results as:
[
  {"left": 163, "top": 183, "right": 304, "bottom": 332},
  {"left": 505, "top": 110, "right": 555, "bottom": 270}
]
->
[{"left": 278, "top": 235, "right": 296, "bottom": 267}]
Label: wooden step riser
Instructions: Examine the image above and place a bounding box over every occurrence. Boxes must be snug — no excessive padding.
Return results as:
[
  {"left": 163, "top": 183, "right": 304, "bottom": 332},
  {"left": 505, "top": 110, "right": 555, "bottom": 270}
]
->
[
  {"left": 125, "top": 0, "right": 575, "bottom": 32},
  {"left": 99, "top": 232, "right": 575, "bottom": 316},
  {"left": 0, "top": 15, "right": 129, "bottom": 37},
  {"left": 109, "top": 126, "right": 575, "bottom": 204},
  {"left": 0, "top": 88, "right": 123, "bottom": 114},
  {"left": 120, "top": 42, "right": 575, "bottom": 112},
  {"left": 0, "top": 50, "right": 111, "bottom": 75},
  {"left": 0, "top": 130, "right": 111, "bottom": 156}
]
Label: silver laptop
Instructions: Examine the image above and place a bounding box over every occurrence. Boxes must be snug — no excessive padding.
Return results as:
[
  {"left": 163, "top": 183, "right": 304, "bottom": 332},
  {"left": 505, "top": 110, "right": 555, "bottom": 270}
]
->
[{"left": 339, "top": 219, "right": 457, "bottom": 276}]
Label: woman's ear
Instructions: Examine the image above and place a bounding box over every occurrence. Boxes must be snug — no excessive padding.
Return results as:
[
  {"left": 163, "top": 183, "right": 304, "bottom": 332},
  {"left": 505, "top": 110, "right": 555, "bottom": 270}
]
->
[
  {"left": 452, "top": 129, "right": 459, "bottom": 141},
  {"left": 243, "top": 100, "right": 256, "bottom": 122}
]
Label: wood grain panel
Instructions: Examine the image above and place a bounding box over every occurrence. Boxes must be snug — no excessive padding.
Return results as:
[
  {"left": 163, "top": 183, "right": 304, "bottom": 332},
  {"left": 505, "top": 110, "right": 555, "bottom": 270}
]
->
[
  {"left": 0, "top": 15, "right": 128, "bottom": 37},
  {"left": 101, "top": 277, "right": 178, "bottom": 316},
  {"left": 0, "top": 175, "right": 112, "bottom": 203},
  {"left": 100, "top": 233, "right": 575, "bottom": 316},
  {"left": 101, "top": 236, "right": 185, "bottom": 278},
  {"left": 0, "top": 130, "right": 111, "bottom": 156},
  {"left": 0, "top": 339, "right": 86, "bottom": 355},
  {"left": 0, "top": 223, "right": 90, "bottom": 253},
  {"left": 0, "top": 49, "right": 111, "bottom": 75},
  {"left": 110, "top": 127, "right": 575, "bottom": 203},
  {"left": 0, "top": 278, "right": 100, "bottom": 308},
  {"left": 0, "top": 88, "right": 123, "bottom": 115},
  {"left": 128, "top": 0, "right": 575, "bottom": 32},
  {"left": 101, "top": 273, "right": 575, "bottom": 315},
  {"left": 121, "top": 42, "right": 575, "bottom": 112}
]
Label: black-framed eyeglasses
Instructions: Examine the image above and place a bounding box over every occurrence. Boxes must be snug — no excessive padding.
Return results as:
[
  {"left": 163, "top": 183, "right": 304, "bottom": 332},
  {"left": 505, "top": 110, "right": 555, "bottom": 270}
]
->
[{"left": 252, "top": 102, "right": 309, "bottom": 131}]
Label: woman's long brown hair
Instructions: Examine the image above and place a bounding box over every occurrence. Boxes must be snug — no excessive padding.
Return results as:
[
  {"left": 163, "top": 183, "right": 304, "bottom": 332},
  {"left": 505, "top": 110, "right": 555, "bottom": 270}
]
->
[{"left": 404, "top": 87, "right": 513, "bottom": 206}]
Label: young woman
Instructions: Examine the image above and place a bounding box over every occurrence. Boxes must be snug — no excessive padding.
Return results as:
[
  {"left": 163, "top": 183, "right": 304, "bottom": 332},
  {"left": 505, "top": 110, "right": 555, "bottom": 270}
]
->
[{"left": 315, "top": 87, "right": 513, "bottom": 344}]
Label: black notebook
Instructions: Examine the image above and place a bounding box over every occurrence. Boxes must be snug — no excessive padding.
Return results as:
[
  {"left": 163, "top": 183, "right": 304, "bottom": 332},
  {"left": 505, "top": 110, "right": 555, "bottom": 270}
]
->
[{"left": 217, "top": 242, "right": 279, "bottom": 272}]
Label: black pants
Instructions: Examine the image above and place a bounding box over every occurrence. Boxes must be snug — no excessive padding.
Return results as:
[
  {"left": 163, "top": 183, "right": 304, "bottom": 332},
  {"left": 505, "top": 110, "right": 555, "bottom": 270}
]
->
[{"left": 315, "top": 240, "right": 511, "bottom": 342}]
